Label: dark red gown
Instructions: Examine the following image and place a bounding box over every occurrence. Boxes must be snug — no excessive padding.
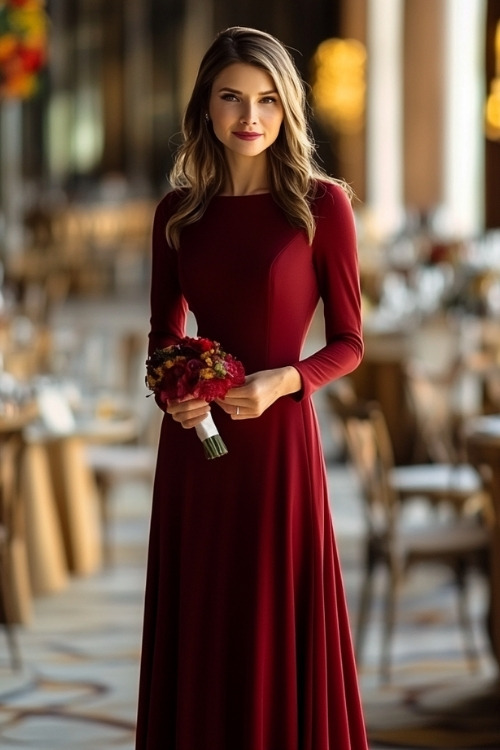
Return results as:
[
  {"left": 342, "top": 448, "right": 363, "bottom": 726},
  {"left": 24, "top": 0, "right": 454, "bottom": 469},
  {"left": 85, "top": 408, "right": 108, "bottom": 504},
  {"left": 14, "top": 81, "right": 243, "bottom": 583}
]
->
[{"left": 135, "top": 181, "right": 368, "bottom": 750}]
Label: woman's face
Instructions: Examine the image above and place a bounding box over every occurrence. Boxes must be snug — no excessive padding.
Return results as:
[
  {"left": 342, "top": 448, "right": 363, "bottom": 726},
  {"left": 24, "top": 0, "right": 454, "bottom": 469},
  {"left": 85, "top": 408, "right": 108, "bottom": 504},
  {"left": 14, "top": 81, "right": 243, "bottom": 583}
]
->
[{"left": 208, "top": 62, "right": 284, "bottom": 160}]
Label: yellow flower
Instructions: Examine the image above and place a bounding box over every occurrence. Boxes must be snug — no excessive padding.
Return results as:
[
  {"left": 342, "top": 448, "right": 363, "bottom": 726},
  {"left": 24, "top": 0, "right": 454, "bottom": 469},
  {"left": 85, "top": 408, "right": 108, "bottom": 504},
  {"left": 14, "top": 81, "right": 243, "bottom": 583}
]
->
[{"left": 200, "top": 368, "right": 215, "bottom": 380}]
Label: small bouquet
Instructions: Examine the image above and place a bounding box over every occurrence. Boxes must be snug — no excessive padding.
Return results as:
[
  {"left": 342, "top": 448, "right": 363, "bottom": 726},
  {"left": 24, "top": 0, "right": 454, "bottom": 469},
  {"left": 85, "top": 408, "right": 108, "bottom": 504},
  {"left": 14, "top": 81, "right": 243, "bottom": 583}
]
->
[{"left": 145, "top": 336, "right": 245, "bottom": 459}]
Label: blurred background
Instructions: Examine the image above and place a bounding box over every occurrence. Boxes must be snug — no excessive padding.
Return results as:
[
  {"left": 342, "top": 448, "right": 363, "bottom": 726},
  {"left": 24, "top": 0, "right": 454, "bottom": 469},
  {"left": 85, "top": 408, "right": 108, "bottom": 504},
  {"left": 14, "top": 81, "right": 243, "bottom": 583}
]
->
[{"left": 1, "top": 1, "right": 500, "bottom": 749}]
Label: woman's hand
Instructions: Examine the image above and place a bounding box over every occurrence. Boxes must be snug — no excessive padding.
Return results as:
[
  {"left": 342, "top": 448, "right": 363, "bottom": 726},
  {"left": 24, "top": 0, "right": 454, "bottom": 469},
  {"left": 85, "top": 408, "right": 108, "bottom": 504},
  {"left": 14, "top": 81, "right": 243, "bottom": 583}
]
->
[
  {"left": 166, "top": 396, "right": 211, "bottom": 429},
  {"left": 216, "top": 366, "right": 302, "bottom": 419}
]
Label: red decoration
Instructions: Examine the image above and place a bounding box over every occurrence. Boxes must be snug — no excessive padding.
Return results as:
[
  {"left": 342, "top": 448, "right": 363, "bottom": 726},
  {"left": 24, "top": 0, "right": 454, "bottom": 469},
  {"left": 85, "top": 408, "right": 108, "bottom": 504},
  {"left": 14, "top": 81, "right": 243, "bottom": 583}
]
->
[{"left": 0, "top": 0, "right": 49, "bottom": 99}]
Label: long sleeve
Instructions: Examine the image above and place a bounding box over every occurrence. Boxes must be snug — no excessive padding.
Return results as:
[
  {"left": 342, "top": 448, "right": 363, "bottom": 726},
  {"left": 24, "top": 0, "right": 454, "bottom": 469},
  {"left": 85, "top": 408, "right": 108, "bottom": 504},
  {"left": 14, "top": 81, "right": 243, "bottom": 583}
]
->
[
  {"left": 148, "top": 191, "right": 189, "bottom": 357},
  {"left": 293, "top": 182, "right": 364, "bottom": 400}
]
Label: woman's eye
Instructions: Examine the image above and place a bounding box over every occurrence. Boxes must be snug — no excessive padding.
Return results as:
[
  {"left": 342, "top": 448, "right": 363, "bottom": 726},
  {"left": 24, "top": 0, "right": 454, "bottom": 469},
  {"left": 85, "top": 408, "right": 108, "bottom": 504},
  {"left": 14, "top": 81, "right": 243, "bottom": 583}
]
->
[
  {"left": 221, "top": 94, "right": 238, "bottom": 102},
  {"left": 262, "top": 97, "right": 277, "bottom": 104}
]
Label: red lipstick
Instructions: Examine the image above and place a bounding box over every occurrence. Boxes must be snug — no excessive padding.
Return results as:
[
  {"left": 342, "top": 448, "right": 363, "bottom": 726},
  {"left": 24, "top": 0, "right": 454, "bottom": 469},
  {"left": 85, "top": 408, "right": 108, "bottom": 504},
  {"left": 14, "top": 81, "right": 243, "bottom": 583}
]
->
[{"left": 233, "top": 132, "right": 262, "bottom": 141}]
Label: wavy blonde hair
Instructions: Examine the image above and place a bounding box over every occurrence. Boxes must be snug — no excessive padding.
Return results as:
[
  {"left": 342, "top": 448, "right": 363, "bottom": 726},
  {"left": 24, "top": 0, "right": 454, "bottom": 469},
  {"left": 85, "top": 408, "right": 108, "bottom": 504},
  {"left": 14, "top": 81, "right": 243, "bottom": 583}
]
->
[{"left": 166, "top": 26, "right": 349, "bottom": 249}]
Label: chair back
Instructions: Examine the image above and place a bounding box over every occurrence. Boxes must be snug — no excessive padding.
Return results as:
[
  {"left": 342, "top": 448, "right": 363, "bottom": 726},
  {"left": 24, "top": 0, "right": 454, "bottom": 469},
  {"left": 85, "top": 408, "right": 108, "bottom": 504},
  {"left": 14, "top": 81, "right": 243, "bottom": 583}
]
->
[
  {"left": 328, "top": 392, "right": 399, "bottom": 540},
  {"left": 405, "top": 361, "right": 465, "bottom": 464}
]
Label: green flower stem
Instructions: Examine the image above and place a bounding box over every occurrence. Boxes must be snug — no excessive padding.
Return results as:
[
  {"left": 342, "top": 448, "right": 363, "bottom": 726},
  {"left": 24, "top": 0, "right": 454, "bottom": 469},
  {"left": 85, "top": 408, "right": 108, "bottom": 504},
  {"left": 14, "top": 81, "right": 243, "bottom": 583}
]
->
[
  {"left": 202, "top": 434, "right": 228, "bottom": 460},
  {"left": 195, "top": 413, "right": 228, "bottom": 459}
]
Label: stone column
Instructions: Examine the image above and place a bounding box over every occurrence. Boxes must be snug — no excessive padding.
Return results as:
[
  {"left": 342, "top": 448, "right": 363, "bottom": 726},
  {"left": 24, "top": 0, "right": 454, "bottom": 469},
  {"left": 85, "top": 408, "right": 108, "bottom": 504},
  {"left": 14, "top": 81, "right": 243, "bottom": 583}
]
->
[
  {"left": 366, "top": 0, "right": 404, "bottom": 237},
  {"left": 403, "top": 0, "right": 446, "bottom": 213},
  {"left": 340, "top": 0, "right": 367, "bottom": 201}
]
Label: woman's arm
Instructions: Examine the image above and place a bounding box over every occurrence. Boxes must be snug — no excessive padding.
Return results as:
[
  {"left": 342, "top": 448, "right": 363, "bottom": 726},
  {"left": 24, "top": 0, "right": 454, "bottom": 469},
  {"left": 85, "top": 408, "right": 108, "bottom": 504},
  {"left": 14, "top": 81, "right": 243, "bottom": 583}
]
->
[
  {"left": 148, "top": 192, "right": 189, "bottom": 358},
  {"left": 148, "top": 192, "right": 189, "bottom": 412},
  {"left": 218, "top": 182, "right": 363, "bottom": 419},
  {"left": 292, "top": 182, "right": 363, "bottom": 400}
]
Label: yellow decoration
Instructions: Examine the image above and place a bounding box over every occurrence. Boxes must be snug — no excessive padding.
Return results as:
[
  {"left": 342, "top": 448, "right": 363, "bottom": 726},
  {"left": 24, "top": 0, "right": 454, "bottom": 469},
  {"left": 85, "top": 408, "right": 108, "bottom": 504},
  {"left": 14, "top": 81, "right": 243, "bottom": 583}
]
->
[{"left": 200, "top": 369, "right": 215, "bottom": 380}]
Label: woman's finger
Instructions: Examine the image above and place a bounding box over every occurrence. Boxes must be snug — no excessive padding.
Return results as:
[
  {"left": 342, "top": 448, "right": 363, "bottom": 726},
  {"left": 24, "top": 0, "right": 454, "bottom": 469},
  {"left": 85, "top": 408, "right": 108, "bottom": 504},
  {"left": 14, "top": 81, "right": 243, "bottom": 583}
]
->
[{"left": 167, "top": 398, "right": 210, "bottom": 427}]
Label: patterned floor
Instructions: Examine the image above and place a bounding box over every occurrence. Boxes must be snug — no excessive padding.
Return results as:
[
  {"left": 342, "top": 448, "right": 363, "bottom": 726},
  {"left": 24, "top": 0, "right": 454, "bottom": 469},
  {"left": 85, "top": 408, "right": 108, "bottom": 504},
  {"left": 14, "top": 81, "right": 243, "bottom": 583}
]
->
[
  {"left": 0, "top": 481, "right": 149, "bottom": 749},
  {"left": 1, "top": 466, "right": 497, "bottom": 750}
]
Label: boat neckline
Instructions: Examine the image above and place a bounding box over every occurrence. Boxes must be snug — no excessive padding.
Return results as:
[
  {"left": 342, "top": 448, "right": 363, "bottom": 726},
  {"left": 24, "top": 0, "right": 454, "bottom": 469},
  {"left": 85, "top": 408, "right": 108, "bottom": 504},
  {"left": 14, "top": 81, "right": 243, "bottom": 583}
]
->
[{"left": 213, "top": 192, "right": 271, "bottom": 197}]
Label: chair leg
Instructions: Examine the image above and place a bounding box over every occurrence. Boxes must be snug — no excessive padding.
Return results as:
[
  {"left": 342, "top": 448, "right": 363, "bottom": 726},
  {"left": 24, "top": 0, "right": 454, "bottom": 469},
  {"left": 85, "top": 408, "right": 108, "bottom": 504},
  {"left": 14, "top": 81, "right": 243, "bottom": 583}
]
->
[
  {"left": 381, "top": 563, "right": 399, "bottom": 683},
  {"left": 0, "top": 559, "right": 21, "bottom": 670},
  {"left": 454, "top": 561, "right": 480, "bottom": 672},
  {"left": 355, "top": 546, "right": 377, "bottom": 669},
  {"left": 355, "top": 573, "right": 374, "bottom": 669},
  {"left": 95, "top": 472, "right": 114, "bottom": 566},
  {"left": 2, "top": 623, "right": 21, "bottom": 670}
]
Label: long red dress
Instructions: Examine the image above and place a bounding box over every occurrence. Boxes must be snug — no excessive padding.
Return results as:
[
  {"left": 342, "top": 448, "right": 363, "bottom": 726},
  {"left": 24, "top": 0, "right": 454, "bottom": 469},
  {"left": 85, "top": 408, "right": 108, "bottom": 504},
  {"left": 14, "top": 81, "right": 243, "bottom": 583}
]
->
[{"left": 135, "top": 181, "right": 368, "bottom": 750}]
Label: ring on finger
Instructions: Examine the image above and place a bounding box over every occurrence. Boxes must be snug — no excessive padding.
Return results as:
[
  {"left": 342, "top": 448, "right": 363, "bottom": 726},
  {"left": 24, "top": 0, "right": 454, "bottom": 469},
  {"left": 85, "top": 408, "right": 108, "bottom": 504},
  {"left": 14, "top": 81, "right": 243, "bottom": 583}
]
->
[{"left": 236, "top": 406, "right": 240, "bottom": 416}]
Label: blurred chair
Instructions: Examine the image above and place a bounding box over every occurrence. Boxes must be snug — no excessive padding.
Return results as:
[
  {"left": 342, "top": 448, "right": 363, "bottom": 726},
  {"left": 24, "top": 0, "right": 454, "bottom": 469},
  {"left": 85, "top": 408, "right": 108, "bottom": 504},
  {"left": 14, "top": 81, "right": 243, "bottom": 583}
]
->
[
  {"left": 483, "top": 368, "right": 500, "bottom": 415},
  {"left": 84, "top": 404, "right": 159, "bottom": 565},
  {"left": 0, "top": 424, "right": 27, "bottom": 669},
  {"left": 405, "top": 355, "right": 466, "bottom": 465},
  {"left": 330, "top": 380, "right": 485, "bottom": 518},
  {"left": 329, "top": 392, "right": 490, "bottom": 681},
  {"left": 401, "top": 353, "right": 490, "bottom": 518},
  {"left": 83, "top": 331, "right": 160, "bottom": 565}
]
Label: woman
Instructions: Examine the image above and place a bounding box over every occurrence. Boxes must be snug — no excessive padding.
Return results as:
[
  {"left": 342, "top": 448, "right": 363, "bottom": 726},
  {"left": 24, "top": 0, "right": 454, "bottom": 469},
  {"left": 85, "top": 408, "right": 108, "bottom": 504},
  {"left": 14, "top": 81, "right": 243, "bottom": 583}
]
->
[{"left": 136, "top": 26, "right": 368, "bottom": 750}]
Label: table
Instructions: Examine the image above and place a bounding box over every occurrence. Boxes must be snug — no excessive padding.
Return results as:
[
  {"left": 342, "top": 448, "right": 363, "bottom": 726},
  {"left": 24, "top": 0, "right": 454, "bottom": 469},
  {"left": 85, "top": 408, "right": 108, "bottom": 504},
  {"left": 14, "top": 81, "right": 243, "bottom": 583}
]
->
[
  {"left": 0, "top": 408, "right": 36, "bottom": 626},
  {"left": 24, "top": 396, "right": 141, "bottom": 576},
  {"left": 465, "top": 414, "right": 500, "bottom": 668},
  {"left": 22, "top": 438, "right": 69, "bottom": 596},
  {"left": 43, "top": 434, "right": 103, "bottom": 575}
]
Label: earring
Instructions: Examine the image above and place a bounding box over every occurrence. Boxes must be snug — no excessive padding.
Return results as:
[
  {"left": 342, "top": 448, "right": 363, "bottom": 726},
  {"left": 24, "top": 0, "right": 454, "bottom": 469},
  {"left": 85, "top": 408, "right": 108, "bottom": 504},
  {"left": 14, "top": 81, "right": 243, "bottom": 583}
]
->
[{"left": 204, "top": 113, "right": 210, "bottom": 123}]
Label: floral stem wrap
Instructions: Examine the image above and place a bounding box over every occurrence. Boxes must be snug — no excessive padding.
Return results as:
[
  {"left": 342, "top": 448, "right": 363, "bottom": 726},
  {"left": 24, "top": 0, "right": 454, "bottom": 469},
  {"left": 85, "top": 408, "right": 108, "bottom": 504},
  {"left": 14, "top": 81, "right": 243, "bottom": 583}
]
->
[{"left": 145, "top": 336, "right": 245, "bottom": 460}]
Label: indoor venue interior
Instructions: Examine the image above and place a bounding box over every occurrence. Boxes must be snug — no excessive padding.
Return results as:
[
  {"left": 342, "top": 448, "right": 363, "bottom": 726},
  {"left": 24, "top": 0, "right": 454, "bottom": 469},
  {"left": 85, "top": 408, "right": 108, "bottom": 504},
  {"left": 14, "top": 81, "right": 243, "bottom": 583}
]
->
[{"left": 1, "top": 1, "right": 500, "bottom": 748}]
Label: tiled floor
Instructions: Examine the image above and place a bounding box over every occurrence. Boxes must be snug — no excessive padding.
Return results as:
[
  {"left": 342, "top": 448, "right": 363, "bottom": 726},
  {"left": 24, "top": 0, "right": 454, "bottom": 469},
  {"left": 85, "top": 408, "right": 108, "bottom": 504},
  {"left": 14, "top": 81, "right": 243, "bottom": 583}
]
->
[
  {"left": 0, "top": 467, "right": 367, "bottom": 750},
  {"left": 1, "top": 459, "right": 493, "bottom": 750}
]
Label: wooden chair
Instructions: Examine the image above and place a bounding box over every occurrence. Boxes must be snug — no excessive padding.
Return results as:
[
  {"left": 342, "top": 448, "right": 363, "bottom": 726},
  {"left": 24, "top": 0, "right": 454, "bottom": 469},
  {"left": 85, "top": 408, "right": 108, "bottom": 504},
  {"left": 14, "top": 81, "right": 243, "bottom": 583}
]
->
[
  {"left": 329, "top": 382, "right": 485, "bottom": 518},
  {"left": 84, "top": 412, "right": 158, "bottom": 565},
  {"left": 83, "top": 332, "right": 161, "bottom": 565},
  {"left": 405, "top": 356, "right": 466, "bottom": 465},
  {"left": 330, "top": 394, "right": 491, "bottom": 681}
]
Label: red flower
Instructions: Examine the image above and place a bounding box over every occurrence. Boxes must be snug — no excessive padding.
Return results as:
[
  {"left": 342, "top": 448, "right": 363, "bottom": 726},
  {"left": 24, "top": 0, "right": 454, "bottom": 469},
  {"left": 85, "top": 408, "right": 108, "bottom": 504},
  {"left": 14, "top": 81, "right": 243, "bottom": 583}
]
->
[
  {"left": 145, "top": 337, "right": 246, "bottom": 459},
  {"left": 146, "top": 337, "right": 245, "bottom": 404}
]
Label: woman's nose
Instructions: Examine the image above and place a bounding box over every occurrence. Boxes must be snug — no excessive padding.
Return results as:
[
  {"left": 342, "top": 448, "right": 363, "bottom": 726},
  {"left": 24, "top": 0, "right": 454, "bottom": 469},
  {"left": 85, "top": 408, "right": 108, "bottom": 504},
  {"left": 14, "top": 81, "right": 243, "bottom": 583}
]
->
[{"left": 240, "top": 104, "right": 257, "bottom": 124}]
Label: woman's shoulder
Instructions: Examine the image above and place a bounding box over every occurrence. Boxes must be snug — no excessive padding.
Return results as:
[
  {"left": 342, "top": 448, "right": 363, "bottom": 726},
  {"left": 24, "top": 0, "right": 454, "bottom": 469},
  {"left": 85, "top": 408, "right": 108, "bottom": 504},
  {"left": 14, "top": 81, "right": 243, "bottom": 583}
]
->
[
  {"left": 310, "top": 178, "right": 353, "bottom": 209},
  {"left": 155, "top": 187, "right": 188, "bottom": 217},
  {"left": 309, "top": 178, "right": 354, "bottom": 227}
]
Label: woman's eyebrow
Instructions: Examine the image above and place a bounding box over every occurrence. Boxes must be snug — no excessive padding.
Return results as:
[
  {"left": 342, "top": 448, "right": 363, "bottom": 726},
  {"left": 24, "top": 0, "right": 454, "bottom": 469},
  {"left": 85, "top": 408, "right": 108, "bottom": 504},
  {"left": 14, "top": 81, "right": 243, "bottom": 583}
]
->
[{"left": 217, "top": 86, "right": 278, "bottom": 95}]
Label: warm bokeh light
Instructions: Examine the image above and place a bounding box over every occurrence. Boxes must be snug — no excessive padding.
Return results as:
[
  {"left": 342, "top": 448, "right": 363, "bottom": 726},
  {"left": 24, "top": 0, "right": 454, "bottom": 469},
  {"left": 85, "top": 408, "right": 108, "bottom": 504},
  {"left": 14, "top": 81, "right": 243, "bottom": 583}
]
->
[
  {"left": 485, "top": 79, "right": 500, "bottom": 139},
  {"left": 311, "top": 37, "right": 366, "bottom": 135},
  {"left": 485, "top": 20, "right": 500, "bottom": 140}
]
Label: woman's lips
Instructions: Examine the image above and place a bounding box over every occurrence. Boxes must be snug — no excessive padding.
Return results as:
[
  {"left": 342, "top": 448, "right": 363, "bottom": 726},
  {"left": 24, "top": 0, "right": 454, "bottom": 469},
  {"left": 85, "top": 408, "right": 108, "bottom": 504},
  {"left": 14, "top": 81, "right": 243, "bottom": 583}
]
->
[{"left": 232, "top": 132, "right": 262, "bottom": 141}]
